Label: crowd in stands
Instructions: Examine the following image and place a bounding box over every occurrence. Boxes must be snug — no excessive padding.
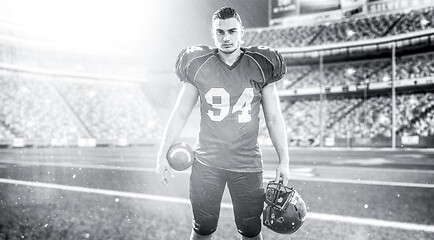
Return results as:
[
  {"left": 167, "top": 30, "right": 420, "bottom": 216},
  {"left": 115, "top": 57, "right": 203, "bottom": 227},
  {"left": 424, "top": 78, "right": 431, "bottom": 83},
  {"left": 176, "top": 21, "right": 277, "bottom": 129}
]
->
[
  {"left": 0, "top": 70, "right": 87, "bottom": 141},
  {"left": 0, "top": 70, "right": 162, "bottom": 145},
  {"left": 397, "top": 93, "right": 434, "bottom": 136},
  {"left": 243, "top": 6, "right": 434, "bottom": 48},
  {"left": 278, "top": 51, "right": 434, "bottom": 89},
  {"left": 329, "top": 96, "right": 393, "bottom": 139},
  {"left": 54, "top": 79, "right": 161, "bottom": 142},
  {"left": 276, "top": 92, "right": 434, "bottom": 146}
]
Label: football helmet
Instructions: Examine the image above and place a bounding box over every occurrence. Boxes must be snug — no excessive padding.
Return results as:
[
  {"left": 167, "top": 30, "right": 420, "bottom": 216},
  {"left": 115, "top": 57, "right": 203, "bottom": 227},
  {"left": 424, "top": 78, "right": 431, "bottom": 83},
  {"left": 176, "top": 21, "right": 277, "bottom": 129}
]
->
[{"left": 263, "top": 181, "right": 307, "bottom": 234}]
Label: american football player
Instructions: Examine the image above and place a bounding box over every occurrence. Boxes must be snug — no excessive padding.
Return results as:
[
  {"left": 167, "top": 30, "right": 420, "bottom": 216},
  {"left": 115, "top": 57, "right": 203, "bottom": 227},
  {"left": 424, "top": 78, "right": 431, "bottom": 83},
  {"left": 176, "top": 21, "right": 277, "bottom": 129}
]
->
[{"left": 156, "top": 6, "right": 290, "bottom": 240}]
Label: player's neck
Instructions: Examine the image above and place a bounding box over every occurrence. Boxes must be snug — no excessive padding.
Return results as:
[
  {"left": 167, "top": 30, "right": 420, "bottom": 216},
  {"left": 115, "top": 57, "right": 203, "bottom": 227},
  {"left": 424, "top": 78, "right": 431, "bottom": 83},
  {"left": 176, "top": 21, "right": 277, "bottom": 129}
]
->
[{"left": 218, "top": 48, "right": 242, "bottom": 66}]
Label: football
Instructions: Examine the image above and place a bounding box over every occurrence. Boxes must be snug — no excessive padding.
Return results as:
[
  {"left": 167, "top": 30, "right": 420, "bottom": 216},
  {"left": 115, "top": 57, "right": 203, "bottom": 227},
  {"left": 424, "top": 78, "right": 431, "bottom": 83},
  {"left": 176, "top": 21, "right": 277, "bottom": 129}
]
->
[{"left": 166, "top": 142, "right": 195, "bottom": 171}]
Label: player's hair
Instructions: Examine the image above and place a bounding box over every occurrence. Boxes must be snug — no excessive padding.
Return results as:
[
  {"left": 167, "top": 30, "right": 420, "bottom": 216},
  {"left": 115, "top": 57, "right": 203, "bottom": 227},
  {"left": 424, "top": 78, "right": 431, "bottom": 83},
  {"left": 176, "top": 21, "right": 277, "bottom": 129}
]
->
[{"left": 212, "top": 6, "right": 242, "bottom": 25}]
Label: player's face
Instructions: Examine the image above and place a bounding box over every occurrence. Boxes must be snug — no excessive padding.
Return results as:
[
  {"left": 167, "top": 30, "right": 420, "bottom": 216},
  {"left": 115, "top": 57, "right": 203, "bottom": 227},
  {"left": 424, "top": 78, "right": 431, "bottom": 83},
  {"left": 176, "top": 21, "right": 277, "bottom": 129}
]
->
[{"left": 212, "top": 17, "right": 244, "bottom": 54}]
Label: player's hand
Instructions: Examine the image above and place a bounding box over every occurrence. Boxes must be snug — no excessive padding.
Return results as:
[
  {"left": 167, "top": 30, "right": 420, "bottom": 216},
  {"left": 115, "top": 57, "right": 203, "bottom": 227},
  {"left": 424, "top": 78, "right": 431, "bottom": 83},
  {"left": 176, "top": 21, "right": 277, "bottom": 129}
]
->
[
  {"left": 156, "top": 155, "right": 174, "bottom": 186},
  {"left": 275, "top": 162, "right": 290, "bottom": 185}
]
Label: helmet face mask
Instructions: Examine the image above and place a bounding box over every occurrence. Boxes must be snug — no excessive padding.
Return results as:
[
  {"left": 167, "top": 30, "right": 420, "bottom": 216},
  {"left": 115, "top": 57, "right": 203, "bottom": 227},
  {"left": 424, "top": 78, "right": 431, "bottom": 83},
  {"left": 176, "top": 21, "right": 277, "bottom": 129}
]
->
[{"left": 263, "top": 181, "right": 307, "bottom": 234}]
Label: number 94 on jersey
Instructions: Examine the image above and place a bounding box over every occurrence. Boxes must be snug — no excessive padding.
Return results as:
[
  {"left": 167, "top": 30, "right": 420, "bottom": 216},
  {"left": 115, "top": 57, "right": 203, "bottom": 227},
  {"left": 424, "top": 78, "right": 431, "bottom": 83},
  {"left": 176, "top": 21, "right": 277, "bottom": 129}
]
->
[{"left": 205, "top": 87, "right": 254, "bottom": 123}]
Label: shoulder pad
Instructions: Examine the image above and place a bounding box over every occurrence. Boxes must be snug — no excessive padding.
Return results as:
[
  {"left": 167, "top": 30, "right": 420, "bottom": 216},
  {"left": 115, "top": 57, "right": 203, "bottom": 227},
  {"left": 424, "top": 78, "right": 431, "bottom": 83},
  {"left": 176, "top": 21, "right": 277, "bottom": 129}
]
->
[
  {"left": 175, "top": 45, "right": 214, "bottom": 83},
  {"left": 245, "top": 46, "right": 287, "bottom": 84}
]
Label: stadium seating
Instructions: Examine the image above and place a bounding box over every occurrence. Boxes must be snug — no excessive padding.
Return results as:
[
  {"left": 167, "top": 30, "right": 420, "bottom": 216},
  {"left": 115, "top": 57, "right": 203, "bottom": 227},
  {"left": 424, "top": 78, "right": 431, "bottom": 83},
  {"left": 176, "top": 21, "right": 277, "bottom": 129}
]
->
[
  {"left": 0, "top": 70, "right": 86, "bottom": 141},
  {"left": 248, "top": 7, "right": 434, "bottom": 146},
  {"left": 275, "top": 92, "right": 434, "bottom": 146},
  {"left": 244, "top": 6, "right": 434, "bottom": 48},
  {"left": 397, "top": 92, "right": 434, "bottom": 136},
  {"left": 0, "top": 70, "right": 163, "bottom": 146},
  {"left": 54, "top": 80, "right": 162, "bottom": 142},
  {"left": 280, "top": 52, "right": 434, "bottom": 89}
]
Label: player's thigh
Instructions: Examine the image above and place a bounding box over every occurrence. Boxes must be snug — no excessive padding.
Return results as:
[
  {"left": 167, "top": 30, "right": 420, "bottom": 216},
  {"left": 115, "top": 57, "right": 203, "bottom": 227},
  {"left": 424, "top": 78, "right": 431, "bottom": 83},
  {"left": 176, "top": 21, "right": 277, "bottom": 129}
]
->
[
  {"left": 227, "top": 171, "right": 264, "bottom": 210},
  {"left": 227, "top": 171, "right": 265, "bottom": 237},
  {"left": 189, "top": 161, "right": 226, "bottom": 235}
]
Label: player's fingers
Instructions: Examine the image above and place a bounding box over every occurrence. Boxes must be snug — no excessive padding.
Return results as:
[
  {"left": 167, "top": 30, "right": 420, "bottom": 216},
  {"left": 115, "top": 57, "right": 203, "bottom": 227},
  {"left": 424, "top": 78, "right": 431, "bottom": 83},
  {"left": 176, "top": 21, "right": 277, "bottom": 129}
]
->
[
  {"left": 282, "top": 175, "right": 289, "bottom": 186},
  {"left": 167, "top": 165, "right": 175, "bottom": 178},
  {"left": 275, "top": 168, "right": 281, "bottom": 182},
  {"left": 155, "top": 165, "right": 161, "bottom": 179},
  {"left": 156, "top": 165, "right": 169, "bottom": 186},
  {"left": 162, "top": 176, "right": 169, "bottom": 186},
  {"left": 161, "top": 172, "right": 169, "bottom": 186},
  {"left": 162, "top": 161, "right": 174, "bottom": 177}
]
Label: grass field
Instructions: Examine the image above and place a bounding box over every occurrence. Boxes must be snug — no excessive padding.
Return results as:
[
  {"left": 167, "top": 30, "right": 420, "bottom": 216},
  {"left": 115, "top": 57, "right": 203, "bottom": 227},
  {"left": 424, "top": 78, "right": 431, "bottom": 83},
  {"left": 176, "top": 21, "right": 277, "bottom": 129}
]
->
[{"left": 1, "top": 147, "right": 433, "bottom": 239}]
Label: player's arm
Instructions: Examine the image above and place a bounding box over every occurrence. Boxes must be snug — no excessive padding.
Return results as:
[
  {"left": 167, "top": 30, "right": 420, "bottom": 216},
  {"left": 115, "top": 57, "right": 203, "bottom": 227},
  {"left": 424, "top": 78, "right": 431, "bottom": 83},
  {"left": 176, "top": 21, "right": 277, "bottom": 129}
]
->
[
  {"left": 262, "top": 82, "right": 290, "bottom": 185},
  {"left": 156, "top": 83, "right": 199, "bottom": 186}
]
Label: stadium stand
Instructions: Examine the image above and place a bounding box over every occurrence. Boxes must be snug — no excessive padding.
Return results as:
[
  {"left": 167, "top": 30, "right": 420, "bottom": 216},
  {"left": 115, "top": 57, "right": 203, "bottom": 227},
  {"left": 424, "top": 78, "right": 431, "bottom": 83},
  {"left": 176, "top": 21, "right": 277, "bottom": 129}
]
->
[
  {"left": 243, "top": 6, "right": 434, "bottom": 48},
  {"left": 0, "top": 69, "right": 163, "bottom": 147},
  {"left": 274, "top": 92, "right": 434, "bottom": 146},
  {"left": 278, "top": 51, "right": 434, "bottom": 89},
  {"left": 0, "top": 70, "right": 87, "bottom": 143},
  {"left": 54, "top": 79, "right": 162, "bottom": 143}
]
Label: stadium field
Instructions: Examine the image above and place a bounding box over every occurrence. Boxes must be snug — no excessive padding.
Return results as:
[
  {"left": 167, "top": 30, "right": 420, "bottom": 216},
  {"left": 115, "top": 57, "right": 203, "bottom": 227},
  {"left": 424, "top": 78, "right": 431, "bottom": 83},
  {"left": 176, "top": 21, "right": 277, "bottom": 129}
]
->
[{"left": 0, "top": 146, "right": 433, "bottom": 240}]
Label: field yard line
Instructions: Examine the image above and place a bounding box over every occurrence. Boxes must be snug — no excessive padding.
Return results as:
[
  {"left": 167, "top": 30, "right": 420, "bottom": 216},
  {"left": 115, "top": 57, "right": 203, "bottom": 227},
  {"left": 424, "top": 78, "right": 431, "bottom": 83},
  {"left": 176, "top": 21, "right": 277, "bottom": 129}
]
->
[
  {"left": 0, "top": 159, "right": 155, "bottom": 172},
  {"left": 2, "top": 159, "right": 434, "bottom": 188},
  {"left": 308, "top": 212, "right": 434, "bottom": 232},
  {"left": 1, "top": 178, "right": 433, "bottom": 233},
  {"left": 264, "top": 174, "right": 434, "bottom": 189},
  {"left": 283, "top": 164, "right": 434, "bottom": 174},
  {"left": 0, "top": 178, "right": 190, "bottom": 204},
  {"left": 263, "top": 171, "right": 434, "bottom": 188},
  {"left": 290, "top": 176, "right": 434, "bottom": 188}
]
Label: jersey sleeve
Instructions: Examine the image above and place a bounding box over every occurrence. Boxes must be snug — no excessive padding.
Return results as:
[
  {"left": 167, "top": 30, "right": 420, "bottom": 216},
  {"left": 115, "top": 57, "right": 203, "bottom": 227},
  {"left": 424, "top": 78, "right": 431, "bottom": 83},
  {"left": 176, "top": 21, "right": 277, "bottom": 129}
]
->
[
  {"left": 175, "top": 45, "right": 212, "bottom": 86},
  {"left": 245, "top": 46, "right": 287, "bottom": 86}
]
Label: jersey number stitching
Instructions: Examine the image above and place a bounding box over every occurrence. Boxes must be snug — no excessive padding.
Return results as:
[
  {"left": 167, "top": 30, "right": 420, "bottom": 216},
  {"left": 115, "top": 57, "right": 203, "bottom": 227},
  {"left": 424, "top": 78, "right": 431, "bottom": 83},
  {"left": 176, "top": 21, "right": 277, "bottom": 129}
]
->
[{"left": 205, "top": 88, "right": 254, "bottom": 123}]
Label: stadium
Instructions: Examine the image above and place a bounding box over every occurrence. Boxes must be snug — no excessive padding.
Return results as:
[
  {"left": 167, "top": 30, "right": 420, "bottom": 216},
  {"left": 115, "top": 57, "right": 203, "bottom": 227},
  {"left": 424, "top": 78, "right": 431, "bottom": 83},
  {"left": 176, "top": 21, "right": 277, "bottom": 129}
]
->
[{"left": 0, "top": 0, "right": 433, "bottom": 239}]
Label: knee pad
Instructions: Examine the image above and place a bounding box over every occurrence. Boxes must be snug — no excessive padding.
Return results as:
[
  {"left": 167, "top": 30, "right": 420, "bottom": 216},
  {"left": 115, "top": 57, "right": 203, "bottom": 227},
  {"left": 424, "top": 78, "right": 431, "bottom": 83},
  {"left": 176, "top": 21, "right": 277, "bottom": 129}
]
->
[
  {"left": 236, "top": 215, "right": 262, "bottom": 238},
  {"left": 192, "top": 216, "right": 218, "bottom": 236}
]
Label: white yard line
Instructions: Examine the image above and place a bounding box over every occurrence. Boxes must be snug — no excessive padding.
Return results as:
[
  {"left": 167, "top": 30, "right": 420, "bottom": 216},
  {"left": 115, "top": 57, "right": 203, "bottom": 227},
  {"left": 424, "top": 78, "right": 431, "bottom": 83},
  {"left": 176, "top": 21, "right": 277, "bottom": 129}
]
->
[
  {"left": 263, "top": 171, "right": 434, "bottom": 188},
  {"left": 0, "top": 159, "right": 155, "bottom": 172},
  {"left": 292, "top": 176, "right": 434, "bottom": 188},
  {"left": 280, "top": 164, "right": 434, "bottom": 174},
  {"left": 1, "top": 178, "right": 433, "bottom": 233}
]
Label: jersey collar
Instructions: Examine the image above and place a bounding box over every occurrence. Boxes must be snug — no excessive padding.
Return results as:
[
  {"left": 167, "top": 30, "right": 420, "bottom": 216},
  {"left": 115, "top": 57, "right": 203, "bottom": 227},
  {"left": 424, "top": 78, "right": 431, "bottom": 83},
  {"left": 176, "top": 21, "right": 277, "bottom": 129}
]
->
[{"left": 214, "top": 48, "right": 245, "bottom": 71}]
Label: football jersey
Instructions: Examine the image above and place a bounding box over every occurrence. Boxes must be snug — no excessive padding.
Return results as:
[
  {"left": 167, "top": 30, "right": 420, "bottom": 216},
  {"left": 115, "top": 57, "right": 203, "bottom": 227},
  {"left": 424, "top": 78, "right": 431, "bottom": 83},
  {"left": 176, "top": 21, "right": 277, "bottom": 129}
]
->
[{"left": 175, "top": 45, "right": 286, "bottom": 172}]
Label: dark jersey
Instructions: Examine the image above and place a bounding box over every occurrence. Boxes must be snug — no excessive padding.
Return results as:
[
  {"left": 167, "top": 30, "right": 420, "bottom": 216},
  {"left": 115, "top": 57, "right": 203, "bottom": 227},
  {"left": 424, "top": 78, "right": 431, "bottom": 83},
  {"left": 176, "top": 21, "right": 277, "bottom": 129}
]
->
[{"left": 175, "top": 45, "right": 286, "bottom": 172}]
